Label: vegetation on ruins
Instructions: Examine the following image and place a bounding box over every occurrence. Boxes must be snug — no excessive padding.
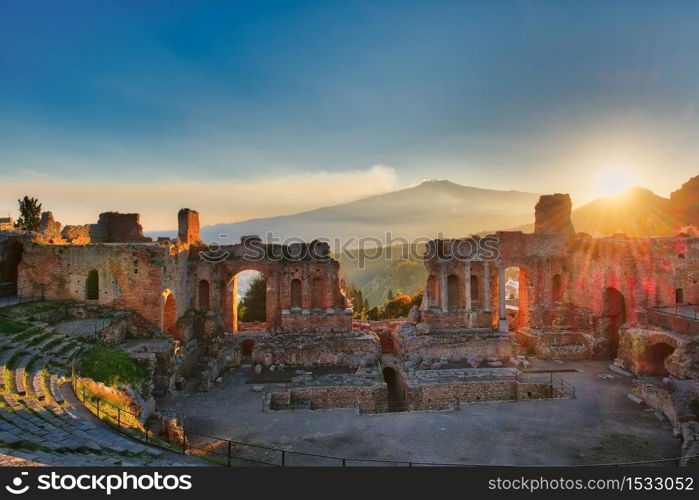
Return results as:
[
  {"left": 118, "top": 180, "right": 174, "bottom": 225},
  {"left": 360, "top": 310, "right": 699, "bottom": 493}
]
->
[
  {"left": 14, "top": 195, "right": 42, "bottom": 232},
  {"left": 365, "top": 288, "right": 422, "bottom": 320},
  {"left": 238, "top": 274, "right": 266, "bottom": 322},
  {"left": 79, "top": 345, "right": 147, "bottom": 387}
]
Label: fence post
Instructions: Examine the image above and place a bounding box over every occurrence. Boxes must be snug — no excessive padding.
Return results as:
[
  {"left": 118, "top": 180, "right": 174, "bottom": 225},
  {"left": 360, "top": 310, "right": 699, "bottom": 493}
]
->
[
  {"left": 145, "top": 424, "right": 149, "bottom": 444},
  {"left": 117, "top": 408, "right": 121, "bottom": 431},
  {"left": 342, "top": 458, "right": 346, "bottom": 467},
  {"left": 281, "top": 450, "right": 286, "bottom": 467},
  {"left": 227, "top": 440, "right": 232, "bottom": 467}
]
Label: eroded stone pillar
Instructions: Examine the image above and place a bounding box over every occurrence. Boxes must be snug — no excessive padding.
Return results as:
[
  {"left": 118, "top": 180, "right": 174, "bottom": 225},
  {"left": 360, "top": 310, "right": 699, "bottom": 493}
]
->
[
  {"left": 464, "top": 260, "right": 472, "bottom": 311},
  {"left": 440, "top": 262, "right": 449, "bottom": 312},
  {"left": 482, "top": 260, "right": 491, "bottom": 312}
]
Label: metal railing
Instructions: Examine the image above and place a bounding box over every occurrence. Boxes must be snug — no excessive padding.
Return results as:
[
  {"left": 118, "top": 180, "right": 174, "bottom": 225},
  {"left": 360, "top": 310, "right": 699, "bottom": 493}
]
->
[
  {"left": 69, "top": 369, "right": 699, "bottom": 467},
  {"left": 0, "top": 285, "right": 45, "bottom": 312},
  {"left": 646, "top": 304, "right": 698, "bottom": 320}
]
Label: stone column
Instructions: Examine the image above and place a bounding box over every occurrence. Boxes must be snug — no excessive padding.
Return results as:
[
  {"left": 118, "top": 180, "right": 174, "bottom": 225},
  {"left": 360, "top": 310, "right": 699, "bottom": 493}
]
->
[
  {"left": 464, "top": 260, "right": 472, "bottom": 311},
  {"left": 498, "top": 261, "right": 508, "bottom": 332},
  {"left": 440, "top": 262, "right": 449, "bottom": 313},
  {"left": 482, "top": 261, "right": 491, "bottom": 312}
]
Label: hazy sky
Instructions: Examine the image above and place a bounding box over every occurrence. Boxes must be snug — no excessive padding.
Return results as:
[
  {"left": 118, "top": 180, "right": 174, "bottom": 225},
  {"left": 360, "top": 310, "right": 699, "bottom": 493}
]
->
[{"left": 2, "top": 0, "right": 698, "bottom": 230}]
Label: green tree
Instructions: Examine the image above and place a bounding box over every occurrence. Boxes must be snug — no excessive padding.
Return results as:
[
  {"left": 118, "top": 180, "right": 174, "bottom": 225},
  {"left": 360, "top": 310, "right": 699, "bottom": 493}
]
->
[
  {"left": 15, "top": 196, "right": 42, "bottom": 231},
  {"left": 238, "top": 274, "right": 266, "bottom": 321},
  {"left": 387, "top": 288, "right": 394, "bottom": 300}
]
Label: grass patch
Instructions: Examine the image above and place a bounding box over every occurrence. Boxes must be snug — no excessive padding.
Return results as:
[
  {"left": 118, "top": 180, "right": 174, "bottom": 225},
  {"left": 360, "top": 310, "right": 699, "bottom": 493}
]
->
[
  {"left": 0, "top": 316, "right": 29, "bottom": 334},
  {"left": 3, "top": 301, "right": 64, "bottom": 319},
  {"left": 79, "top": 345, "right": 147, "bottom": 387},
  {"left": 12, "top": 327, "right": 43, "bottom": 343},
  {"left": 26, "top": 331, "right": 54, "bottom": 347}
]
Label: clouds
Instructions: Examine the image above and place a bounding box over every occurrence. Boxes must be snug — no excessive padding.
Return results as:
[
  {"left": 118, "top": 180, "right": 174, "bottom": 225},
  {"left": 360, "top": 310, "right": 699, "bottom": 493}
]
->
[{"left": 0, "top": 165, "right": 398, "bottom": 231}]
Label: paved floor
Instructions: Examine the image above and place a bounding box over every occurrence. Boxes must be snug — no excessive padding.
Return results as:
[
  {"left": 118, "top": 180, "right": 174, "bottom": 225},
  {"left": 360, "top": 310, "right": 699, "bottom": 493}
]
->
[{"left": 163, "top": 359, "right": 682, "bottom": 466}]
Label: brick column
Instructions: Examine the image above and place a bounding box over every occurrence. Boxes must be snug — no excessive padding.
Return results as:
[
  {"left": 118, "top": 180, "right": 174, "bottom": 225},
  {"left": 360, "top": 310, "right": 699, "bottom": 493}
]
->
[
  {"left": 498, "top": 261, "right": 508, "bottom": 332},
  {"left": 440, "top": 262, "right": 449, "bottom": 312},
  {"left": 464, "top": 260, "right": 472, "bottom": 311},
  {"left": 482, "top": 260, "right": 491, "bottom": 312}
]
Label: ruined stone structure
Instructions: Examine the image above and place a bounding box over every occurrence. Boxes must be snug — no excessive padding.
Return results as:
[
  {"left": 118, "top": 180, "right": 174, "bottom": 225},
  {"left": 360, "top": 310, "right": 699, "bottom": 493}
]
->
[{"left": 2, "top": 191, "right": 698, "bottom": 460}]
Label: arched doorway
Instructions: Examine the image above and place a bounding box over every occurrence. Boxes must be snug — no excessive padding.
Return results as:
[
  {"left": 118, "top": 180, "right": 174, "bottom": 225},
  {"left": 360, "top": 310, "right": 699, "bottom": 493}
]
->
[
  {"left": 470, "top": 274, "right": 480, "bottom": 305},
  {"left": 382, "top": 367, "right": 406, "bottom": 412},
  {"left": 198, "top": 279, "right": 210, "bottom": 310},
  {"left": 241, "top": 339, "right": 254, "bottom": 359},
  {"left": 231, "top": 270, "right": 266, "bottom": 332},
  {"left": 505, "top": 266, "right": 530, "bottom": 329},
  {"left": 646, "top": 343, "right": 674, "bottom": 376},
  {"left": 0, "top": 241, "right": 23, "bottom": 296},
  {"left": 163, "top": 293, "right": 177, "bottom": 335},
  {"left": 86, "top": 270, "right": 99, "bottom": 300},
  {"left": 675, "top": 288, "right": 684, "bottom": 304},
  {"left": 600, "top": 287, "right": 626, "bottom": 358}
]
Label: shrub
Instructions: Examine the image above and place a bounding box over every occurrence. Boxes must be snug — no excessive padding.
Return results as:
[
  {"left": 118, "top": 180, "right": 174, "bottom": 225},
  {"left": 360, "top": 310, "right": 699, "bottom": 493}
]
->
[{"left": 79, "top": 345, "right": 147, "bottom": 387}]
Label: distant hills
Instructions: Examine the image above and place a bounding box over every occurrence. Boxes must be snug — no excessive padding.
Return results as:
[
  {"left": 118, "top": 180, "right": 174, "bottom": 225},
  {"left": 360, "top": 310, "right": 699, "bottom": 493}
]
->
[
  {"left": 193, "top": 180, "right": 542, "bottom": 245},
  {"left": 514, "top": 175, "right": 699, "bottom": 237},
  {"left": 150, "top": 175, "right": 698, "bottom": 307}
]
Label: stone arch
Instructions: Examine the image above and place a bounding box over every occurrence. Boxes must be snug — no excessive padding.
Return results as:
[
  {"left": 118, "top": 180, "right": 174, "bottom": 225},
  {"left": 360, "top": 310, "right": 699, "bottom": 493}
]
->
[
  {"left": 600, "top": 287, "right": 626, "bottom": 358},
  {"left": 0, "top": 240, "right": 23, "bottom": 297},
  {"left": 646, "top": 342, "right": 675, "bottom": 376},
  {"left": 447, "top": 274, "right": 460, "bottom": 308},
  {"left": 231, "top": 270, "right": 267, "bottom": 333},
  {"left": 504, "top": 265, "right": 531, "bottom": 329},
  {"left": 290, "top": 278, "right": 302, "bottom": 309},
  {"left": 163, "top": 291, "right": 177, "bottom": 335},
  {"left": 198, "top": 279, "right": 210, "bottom": 310},
  {"left": 241, "top": 339, "right": 254, "bottom": 358},
  {"left": 382, "top": 366, "right": 406, "bottom": 412},
  {"left": 311, "top": 277, "right": 324, "bottom": 309},
  {"left": 86, "top": 269, "right": 99, "bottom": 301}
]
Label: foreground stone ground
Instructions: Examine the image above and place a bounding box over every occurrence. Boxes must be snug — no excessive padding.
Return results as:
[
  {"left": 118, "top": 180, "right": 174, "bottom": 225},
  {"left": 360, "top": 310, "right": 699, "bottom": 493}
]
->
[{"left": 164, "top": 359, "right": 682, "bottom": 466}]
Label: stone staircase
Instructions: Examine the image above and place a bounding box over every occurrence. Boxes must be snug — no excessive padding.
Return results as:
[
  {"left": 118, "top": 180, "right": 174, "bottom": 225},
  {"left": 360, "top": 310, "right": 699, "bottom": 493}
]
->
[{"left": 0, "top": 307, "right": 202, "bottom": 466}]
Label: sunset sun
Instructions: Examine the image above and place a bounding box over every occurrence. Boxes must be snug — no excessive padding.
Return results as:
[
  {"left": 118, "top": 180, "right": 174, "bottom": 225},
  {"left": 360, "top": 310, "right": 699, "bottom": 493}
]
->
[{"left": 596, "top": 168, "right": 636, "bottom": 197}]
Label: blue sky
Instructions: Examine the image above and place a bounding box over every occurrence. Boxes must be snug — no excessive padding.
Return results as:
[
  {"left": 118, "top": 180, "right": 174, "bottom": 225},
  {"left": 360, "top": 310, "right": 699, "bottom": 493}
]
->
[{"left": 1, "top": 0, "right": 698, "bottom": 229}]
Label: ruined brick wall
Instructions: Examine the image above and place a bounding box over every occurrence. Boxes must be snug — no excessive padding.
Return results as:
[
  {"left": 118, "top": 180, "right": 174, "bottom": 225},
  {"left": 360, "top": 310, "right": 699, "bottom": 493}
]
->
[
  {"left": 61, "top": 224, "right": 92, "bottom": 244},
  {"left": 406, "top": 381, "right": 558, "bottom": 410},
  {"left": 568, "top": 236, "right": 698, "bottom": 324},
  {"left": 95, "top": 212, "right": 150, "bottom": 243},
  {"left": 189, "top": 240, "right": 352, "bottom": 334},
  {"left": 534, "top": 193, "right": 574, "bottom": 235},
  {"left": 250, "top": 332, "right": 379, "bottom": 368},
  {"left": 398, "top": 329, "right": 518, "bottom": 360},
  {"left": 0, "top": 233, "right": 27, "bottom": 296},
  {"left": 178, "top": 208, "right": 200, "bottom": 246},
  {"left": 16, "top": 242, "right": 191, "bottom": 330}
]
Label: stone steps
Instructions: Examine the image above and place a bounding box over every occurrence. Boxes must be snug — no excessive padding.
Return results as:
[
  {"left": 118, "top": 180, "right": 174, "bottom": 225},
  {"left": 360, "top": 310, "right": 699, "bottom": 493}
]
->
[
  {"left": 49, "top": 375, "right": 64, "bottom": 404},
  {"left": 30, "top": 370, "right": 46, "bottom": 400},
  {"left": 12, "top": 354, "right": 34, "bottom": 396}
]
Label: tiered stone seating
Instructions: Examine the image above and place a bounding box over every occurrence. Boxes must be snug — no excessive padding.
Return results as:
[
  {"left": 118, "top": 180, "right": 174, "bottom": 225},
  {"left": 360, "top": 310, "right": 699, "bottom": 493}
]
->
[
  {"left": 13, "top": 354, "right": 33, "bottom": 396},
  {"left": 0, "top": 306, "right": 199, "bottom": 466}
]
